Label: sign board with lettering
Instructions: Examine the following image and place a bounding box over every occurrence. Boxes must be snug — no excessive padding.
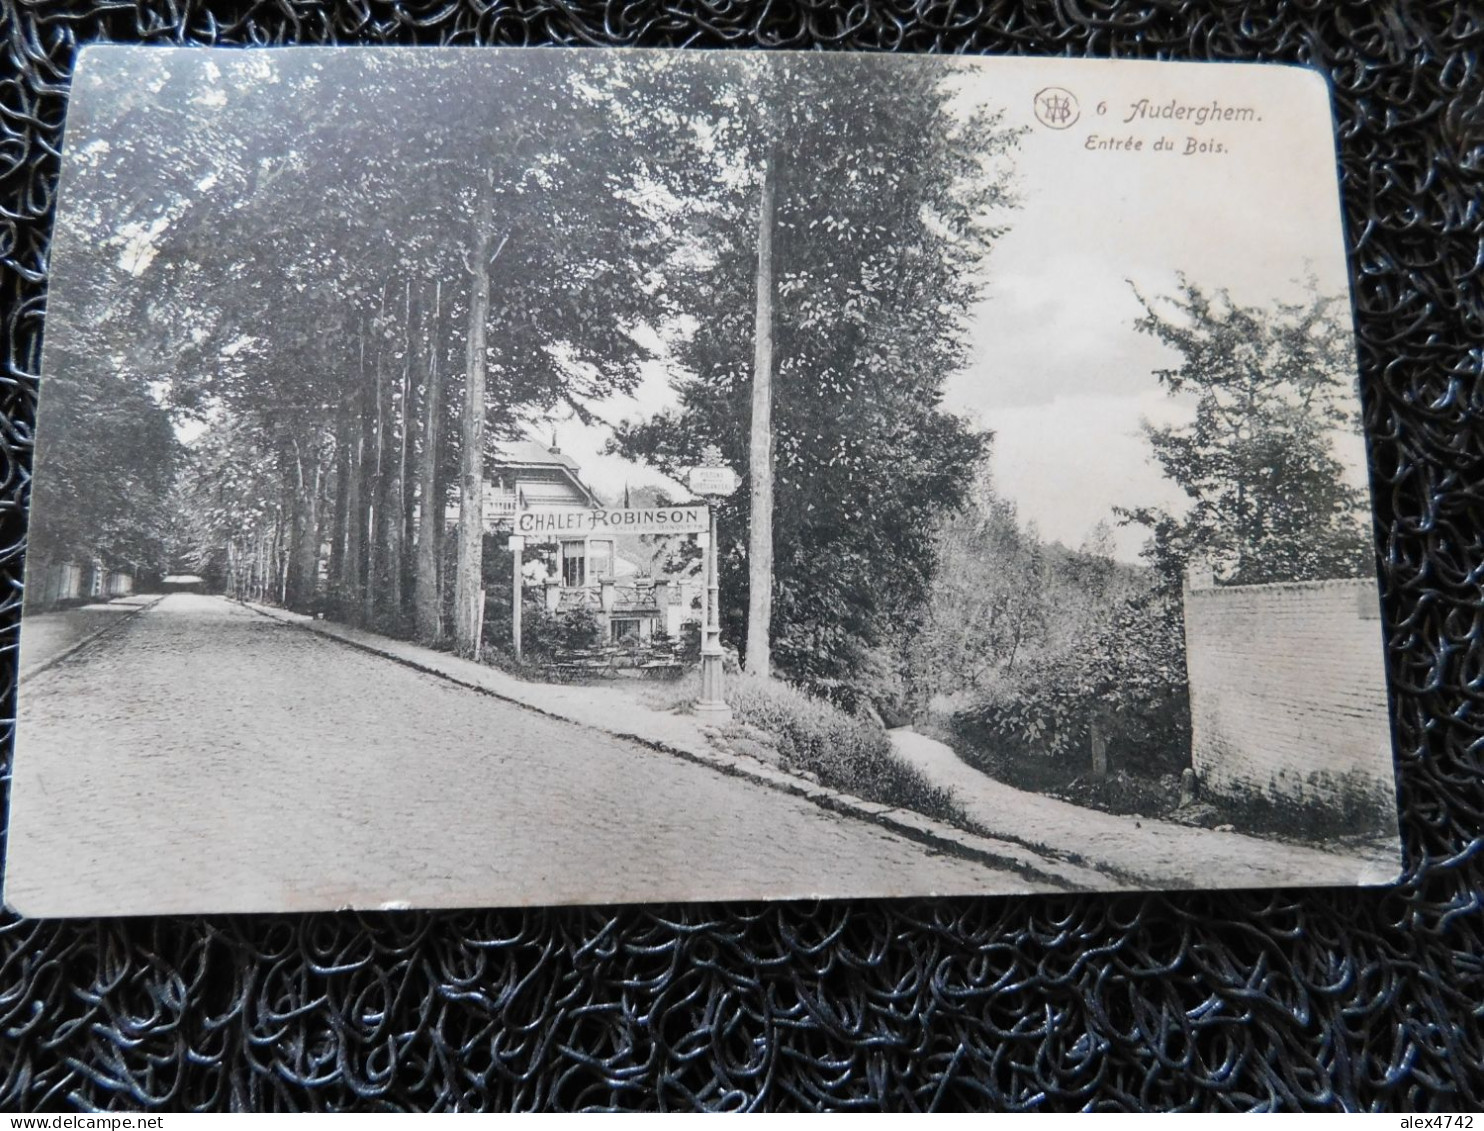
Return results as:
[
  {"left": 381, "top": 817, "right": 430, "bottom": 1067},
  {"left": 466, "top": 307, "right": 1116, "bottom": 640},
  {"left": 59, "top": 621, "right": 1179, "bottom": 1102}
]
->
[
  {"left": 514, "top": 506, "right": 708, "bottom": 540},
  {"left": 688, "top": 467, "right": 740, "bottom": 497}
]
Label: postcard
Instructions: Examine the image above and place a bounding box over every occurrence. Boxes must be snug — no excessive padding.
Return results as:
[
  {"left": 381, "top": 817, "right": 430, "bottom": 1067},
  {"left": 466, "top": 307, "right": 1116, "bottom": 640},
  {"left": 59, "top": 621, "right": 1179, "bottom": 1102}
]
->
[{"left": 3, "top": 46, "right": 1399, "bottom": 916}]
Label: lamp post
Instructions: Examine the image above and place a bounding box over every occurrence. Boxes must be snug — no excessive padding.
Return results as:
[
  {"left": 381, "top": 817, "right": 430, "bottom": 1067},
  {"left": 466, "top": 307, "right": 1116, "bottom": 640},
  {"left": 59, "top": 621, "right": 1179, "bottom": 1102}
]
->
[
  {"left": 508, "top": 534, "right": 524, "bottom": 659},
  {"left": 689, "top": 447, "right": 739, "bottom": 724}
]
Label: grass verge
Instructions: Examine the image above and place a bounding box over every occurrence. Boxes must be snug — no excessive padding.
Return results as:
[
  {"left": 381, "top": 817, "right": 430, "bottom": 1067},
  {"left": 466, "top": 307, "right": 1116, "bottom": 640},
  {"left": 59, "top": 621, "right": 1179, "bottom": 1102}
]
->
[{"left": 651, "top": 672, "right": 965, "bottom": 825}]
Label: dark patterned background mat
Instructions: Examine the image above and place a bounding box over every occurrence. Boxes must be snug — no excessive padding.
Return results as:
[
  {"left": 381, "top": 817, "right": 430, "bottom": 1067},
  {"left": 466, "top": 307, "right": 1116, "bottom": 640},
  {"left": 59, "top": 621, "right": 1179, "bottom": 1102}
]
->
[{"left": 1, "top": 0, "right": 1481, "bottom": 1112}]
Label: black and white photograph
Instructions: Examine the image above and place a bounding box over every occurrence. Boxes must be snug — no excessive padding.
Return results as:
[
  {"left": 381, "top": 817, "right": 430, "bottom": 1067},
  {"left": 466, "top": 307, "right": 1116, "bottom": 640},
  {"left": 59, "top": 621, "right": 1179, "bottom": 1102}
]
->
[{"left": 4, "top": 47, "right": 1400, "bottom": 916}]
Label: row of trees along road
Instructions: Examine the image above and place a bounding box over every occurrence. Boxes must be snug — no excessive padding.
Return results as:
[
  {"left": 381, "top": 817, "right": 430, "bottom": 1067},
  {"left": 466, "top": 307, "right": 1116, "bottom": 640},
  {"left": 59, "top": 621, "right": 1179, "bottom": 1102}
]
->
[{"left": 41, "top": 49, "right": 1020, "bottom": 689}]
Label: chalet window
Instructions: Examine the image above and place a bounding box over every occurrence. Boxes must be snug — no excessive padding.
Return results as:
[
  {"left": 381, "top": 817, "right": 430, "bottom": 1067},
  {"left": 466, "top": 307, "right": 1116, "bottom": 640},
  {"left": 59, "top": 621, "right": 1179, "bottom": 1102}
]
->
[
  {"left": 589, "top": 540, "right": 614, "bottom": 581},
  {"left": 561, "top": 541, "right": 586, "bottom": 588}
]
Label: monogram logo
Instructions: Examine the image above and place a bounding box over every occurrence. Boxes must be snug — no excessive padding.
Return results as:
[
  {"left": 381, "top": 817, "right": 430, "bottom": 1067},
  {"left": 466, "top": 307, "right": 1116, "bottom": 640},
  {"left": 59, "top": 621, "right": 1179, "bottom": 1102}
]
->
[{"left": 1034, "top": 87, "right": 1080, "bottom": 130}]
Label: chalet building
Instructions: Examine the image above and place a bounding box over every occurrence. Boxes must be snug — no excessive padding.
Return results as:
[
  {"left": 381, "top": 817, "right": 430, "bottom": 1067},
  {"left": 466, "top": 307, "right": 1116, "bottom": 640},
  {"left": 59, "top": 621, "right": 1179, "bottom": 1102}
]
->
[
  {"left": 448, "top": 439, "right": 702, "bottom": 644},
  {"left": 485, "top": 440, "right": 612, "bottom": 589}
]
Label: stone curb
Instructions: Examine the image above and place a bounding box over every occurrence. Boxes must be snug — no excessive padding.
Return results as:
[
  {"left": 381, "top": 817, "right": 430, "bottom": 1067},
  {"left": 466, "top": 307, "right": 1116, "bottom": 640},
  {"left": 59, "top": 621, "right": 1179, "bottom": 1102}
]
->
[
  {"left": 241, "top": 601, "right": 1121, "bottom": 893},
  {"left": 18, "top": 595, "right": 166, "bottom": 683}
]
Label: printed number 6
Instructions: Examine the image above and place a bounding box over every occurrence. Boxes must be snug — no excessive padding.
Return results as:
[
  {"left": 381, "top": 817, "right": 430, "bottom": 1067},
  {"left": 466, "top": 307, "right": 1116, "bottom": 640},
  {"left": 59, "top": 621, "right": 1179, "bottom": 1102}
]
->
[{"left": 1097, "top": 101, "right": 1107, "bottom": 115}]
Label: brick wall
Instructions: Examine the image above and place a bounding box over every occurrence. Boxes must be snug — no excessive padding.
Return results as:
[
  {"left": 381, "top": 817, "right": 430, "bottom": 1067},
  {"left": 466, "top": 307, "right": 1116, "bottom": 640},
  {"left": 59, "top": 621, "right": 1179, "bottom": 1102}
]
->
[{"left": 1182, "top": 574, "right": 1395, "bottom": 812}]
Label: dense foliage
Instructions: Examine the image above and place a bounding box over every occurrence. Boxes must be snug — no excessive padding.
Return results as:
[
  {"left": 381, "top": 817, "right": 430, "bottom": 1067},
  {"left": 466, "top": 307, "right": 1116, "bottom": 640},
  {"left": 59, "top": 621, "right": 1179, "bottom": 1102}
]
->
[
  {"left": 37, "top": 49, "right": 1020, "bottom": 693},
  {"left": 1119, "top": 277, "right": 1373, "bottom": 587},
  {"left": 951, "top": 583, "right": 1192, "bottom": 786},
  {"left": 37, "top": 50, "right": 667, "bottom": 641},
  {"left": 912, "top": 471, "right": 1191, "bottom": 784},
  {"left": 27, "top": 348, "right": 180, "bottom": 581},
  {"left": 609, "top": 53, "right": 1020, "bottom": 695},
  {"left": 930, "top": 277, "right": 1373, "bottom": 787}
]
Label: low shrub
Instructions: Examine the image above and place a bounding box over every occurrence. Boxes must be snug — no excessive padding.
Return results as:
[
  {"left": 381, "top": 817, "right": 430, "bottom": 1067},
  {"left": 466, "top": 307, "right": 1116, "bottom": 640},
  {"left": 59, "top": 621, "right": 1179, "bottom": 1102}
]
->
[
  {"left": 642, "top": 671, "right": 962, "bottom": 823},
  {"left": 1052, "top": 770, "right": 1184, "bottom": 819},
  {"left": 949, "top": 677, "right": 1191, "bottom": 794},
  {"left": 1209, "top": 768, "right": 1398, "bottom": 843},
  {"left": 553, "top": 606, "right": 603, "bottom": 653},
  {"left": 483, "top": 598, "right": 604, "bottom": 664},
  {"left": 640, "top": 669, "right": 701, "bottom": 713},
  {"left": 478, "top": 644, "right": 545, "bottom": 680},
  {"left": 677, "top": 620, "right": 702, "bottom": 664},
  {"left": 727, "top": 675, "right": 963, "bottom": 823}
]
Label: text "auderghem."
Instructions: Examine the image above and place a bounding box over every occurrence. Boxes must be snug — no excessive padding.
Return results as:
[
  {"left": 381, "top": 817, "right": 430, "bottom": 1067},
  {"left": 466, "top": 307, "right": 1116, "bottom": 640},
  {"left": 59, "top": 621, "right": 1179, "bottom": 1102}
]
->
[{"left": 1123, "top": 98, "right": 1259, "bottom": 126}]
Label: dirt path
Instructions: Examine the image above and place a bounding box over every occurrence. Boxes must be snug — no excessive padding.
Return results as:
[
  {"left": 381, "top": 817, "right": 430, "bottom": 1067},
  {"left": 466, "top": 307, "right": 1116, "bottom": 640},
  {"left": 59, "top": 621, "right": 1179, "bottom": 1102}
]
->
[{"left": 887, "top": 729, "right": 1399, "bottom": 890}]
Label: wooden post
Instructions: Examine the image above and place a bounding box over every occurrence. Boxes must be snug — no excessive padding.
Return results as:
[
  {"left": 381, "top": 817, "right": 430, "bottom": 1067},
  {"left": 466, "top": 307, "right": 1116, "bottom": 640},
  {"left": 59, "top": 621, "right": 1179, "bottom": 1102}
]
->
[
  {"left": 1091, "top": 720, "right": 1108, "bottom": 781},
  {"left": 510, "top": 535, "right": 523, "bottom": 659},
  {"left": 599, "top": 577, "right": 616, "bottom": 644},
  {"left": 474, "top": 586, "right": 486, "bottom": 660}
]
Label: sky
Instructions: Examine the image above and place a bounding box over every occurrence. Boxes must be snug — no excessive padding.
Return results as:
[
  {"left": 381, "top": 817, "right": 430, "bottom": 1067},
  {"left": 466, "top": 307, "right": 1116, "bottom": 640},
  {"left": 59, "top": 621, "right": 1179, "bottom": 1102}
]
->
[
  {"left": 940, "top": 58, "right": 1368, "bottom": 560},
  {"left": 525, "top": 58, "right": 1369, "bottom": 563},
  {"left": 533, "top": 356, "right": 689, "bottom": 504}
]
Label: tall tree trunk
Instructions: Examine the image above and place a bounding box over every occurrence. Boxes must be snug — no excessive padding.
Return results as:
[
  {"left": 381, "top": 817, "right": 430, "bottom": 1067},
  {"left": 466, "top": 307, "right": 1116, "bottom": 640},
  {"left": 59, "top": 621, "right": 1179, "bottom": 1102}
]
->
[
  {"left": 344, "top": 369, "right": 366, "bottom": 622},
  {"left": 225, "top": 540, "right": 238, "bottom": 601},
  {"left": 414, "top": 279, "right": 444, "bottom": 643},
  {"left": 399, "top": 279, "right": 417, "bottom": 614},
  {"left": 262, "top": 528, "right": 274, "bottom": 603},
  {"left": 745, "top": 151, "right": 778, "bottom": 678},
  {"left": 454, "top": 191, "right": 495, "bottom": 656},
  {"left": 285, "top": 436, "right": 324, "bottom": 613},
  {"left": 356, "top": 376, "right": 377, "bottom": 625},
  {"left": 432, "top": 426, "right": 454, "bottom": 632},
  {"left": 260, "top": 531, "right": 270, "bottom": 602},
  {"left": 276, "top": 503, "right": 290, "bottom": 606},
  {"left": 328, "top": 396, "right": 353, "bottom": 607},
  {"left": 364, "top": 287, "right": 390, "bottom": 626},
  {"left": 373, "top": 337, "right": 391, "bottom": 621},
  {"left": 307, "top": 459, "right": 324, "bottom": 606},
  {"left": 380, "top": 279, "right": 410, "bottom": 627}
]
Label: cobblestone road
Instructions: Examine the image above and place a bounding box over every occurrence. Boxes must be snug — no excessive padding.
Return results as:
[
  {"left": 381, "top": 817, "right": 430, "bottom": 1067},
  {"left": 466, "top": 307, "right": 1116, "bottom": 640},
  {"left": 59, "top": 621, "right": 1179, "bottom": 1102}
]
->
[{"left": 6, "top": 595, "right": 1022, "bottom": 916}]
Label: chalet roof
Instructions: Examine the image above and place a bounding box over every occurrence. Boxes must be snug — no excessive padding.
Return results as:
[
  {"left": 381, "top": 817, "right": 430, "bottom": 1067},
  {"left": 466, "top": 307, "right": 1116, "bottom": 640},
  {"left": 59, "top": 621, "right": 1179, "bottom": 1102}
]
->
[
  {"left": 493, "top": 440, "right": 581, "bottom": 472},
  {"left": 488, "top": 439, "right": 601, "bottom": 509}
]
